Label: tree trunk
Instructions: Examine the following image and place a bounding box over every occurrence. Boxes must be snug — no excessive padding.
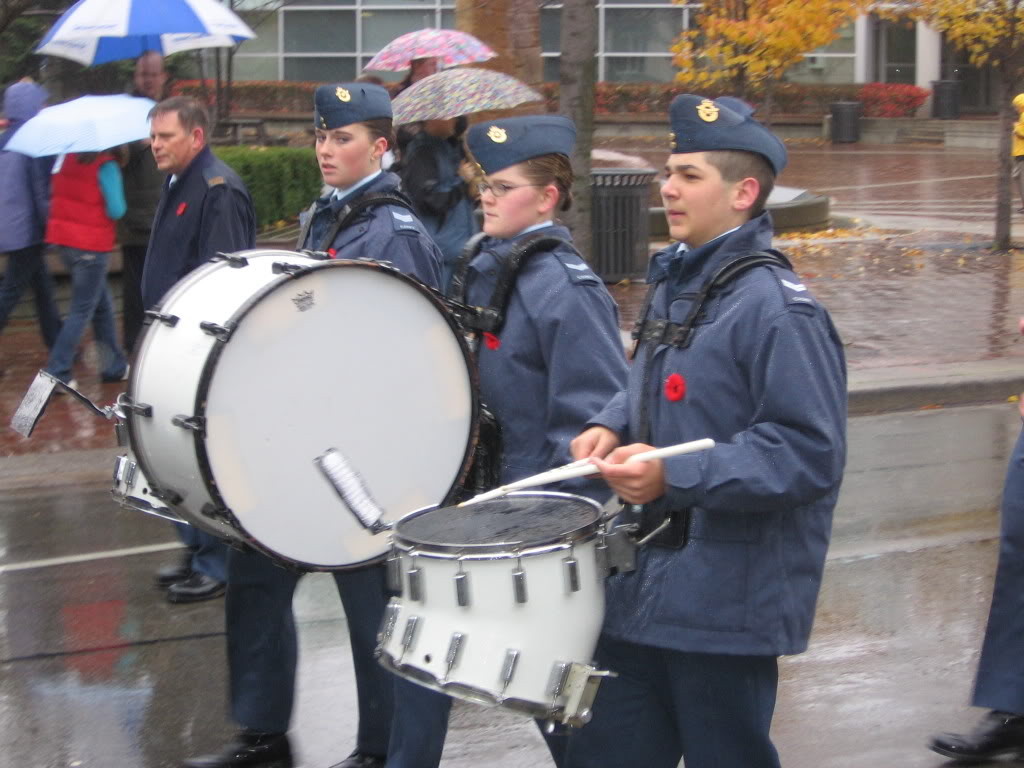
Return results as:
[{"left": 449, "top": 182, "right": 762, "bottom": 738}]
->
[
  {"left": 455, "top": 0, "right": 541, "bottom": 86},
  {"left": 995, "top": 66, "right": 1013, "bottom": 250},
  {"left": 558, "top": 0, "right": 598, "bottom": 257}
]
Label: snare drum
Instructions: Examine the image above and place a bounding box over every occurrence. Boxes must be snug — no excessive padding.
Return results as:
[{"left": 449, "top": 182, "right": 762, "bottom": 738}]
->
[
  {"left": 377, "top": 491, "right": 610, "bottom": 726},
  {"left": 123, "top": 250, "right": 478, "bottom": 570}
]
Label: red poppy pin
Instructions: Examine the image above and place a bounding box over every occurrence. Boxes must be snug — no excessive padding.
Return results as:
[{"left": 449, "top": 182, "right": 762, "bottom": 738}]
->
[
  {"left": 176, "top": 202, "right": 187, "bottom": 216},
  {"left": 664, "top": 373, "right": 686, "bottom": 402},
  {"left": 483, "top": 332, "right": 501, "bottom": 350},
  {"left": 327, "top": 248, "right": 337, "bottom": 258}
]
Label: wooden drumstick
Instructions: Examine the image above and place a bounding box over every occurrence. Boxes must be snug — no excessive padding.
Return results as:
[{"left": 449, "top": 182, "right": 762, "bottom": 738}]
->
[{"left": 460, "top": 438, "right": 716, "bottom": 506}]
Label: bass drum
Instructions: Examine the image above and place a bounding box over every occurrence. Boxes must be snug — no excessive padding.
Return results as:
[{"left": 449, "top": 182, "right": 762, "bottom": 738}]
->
[{"left": 124, "top": 250, "right": 478, "bottom": 570}]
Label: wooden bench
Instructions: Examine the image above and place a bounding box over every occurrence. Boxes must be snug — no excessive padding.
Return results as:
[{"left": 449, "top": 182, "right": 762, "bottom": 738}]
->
[{"left": 211, "top": 117, "right": 288, "bottom": 146}]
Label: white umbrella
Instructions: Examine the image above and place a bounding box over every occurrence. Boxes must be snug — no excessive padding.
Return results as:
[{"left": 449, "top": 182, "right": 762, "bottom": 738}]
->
[
  {"left": 36, "top": 0, "right": 255, "bottom": 66},
  {"left": 5, "top": 95, "right": 156, "bottom": 158}
]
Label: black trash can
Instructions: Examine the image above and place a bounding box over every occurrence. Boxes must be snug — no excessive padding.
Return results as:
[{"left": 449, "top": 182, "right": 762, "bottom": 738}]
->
[
  {"left": 829, "top": 101, "right": 861, "bottom": 143},
  {"left": 589, "top": 168, "right": 658, "bottom": 282},
  {"left": 931, "top": 79, "right": 961, "bottom": 119}
]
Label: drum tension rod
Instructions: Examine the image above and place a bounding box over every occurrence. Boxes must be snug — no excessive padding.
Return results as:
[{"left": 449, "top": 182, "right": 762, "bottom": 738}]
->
[
  {"left": 199, "top": 321, "right": 235, "bottom": 342},
  {"left": 116, "top": 395, "right": 152, "bottom": 418},
  {"left": 143, "top": 310, "right": 179, "bottom": 327},
  {"left": 172, "top": 414, "right": 206, "bottom": 435},
  {"left": 272, "top": 261, "right": 305, "bottom": 276},
  {"left": 211, "top": 253, "right": 249, "bottom": 268}
]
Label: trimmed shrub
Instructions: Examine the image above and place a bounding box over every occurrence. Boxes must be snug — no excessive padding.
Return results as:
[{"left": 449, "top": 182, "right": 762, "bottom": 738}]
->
[
  {"left": 212, "top": 146, "right": 322, "bottom": 230},
  {"left": 857, "top": 82, "right": 930, "bottom": 117}
]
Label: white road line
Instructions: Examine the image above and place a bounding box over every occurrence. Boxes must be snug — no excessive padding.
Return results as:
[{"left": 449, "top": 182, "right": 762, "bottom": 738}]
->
[
  {"left": 0, "top": 542, "right": 183, "bottom": 574},
  {"left": 816, "top": 173, "right": 995, "bottom": 192}
]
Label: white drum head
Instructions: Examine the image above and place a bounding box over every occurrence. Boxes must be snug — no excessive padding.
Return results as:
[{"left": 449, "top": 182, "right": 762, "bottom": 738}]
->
[{"left": 199, "top": 261, "right": 475, "bottom": 569}]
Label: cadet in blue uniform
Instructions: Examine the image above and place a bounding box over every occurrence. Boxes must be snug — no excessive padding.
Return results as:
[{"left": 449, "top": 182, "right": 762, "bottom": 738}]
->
[
  {"left": 566, "top": 95, "right": 848, "bottom": 768},
  {"left": 385, "top": 116, "right": 628, "bottom": 768},
  {"left": 184, "top": 83, "right": 441, "bottom": 768},
  {"left": 142, "top": 96, "right": 255, "bottom": 604}
]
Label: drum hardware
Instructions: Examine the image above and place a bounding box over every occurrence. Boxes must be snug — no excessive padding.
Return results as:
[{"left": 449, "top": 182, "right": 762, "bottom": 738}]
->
[
  {"left": 315, "top": 448, "right": 392, "bottom": 535},
  {"left": 563, "top": 546, "right": 581, "bottom": 593},
  {"left": 171, "top": 414, "right": 206, "bottom": 434},
  {"left": 199, "top": 321, "right": 235, "bottom": 342},
  {"left": 149, "top": 486, "right": 183, "bottom": 506},
  {"left": 113, "top": 454, "right": 138, "bottom": 488},
  {"left": 399, "top": 615, "right": 420, "bottom": 662},
  {"left": 407, "top": 555, "right": 424, "bottom": 602},
  {"left": 378, "top": 601, "right": 400, "bottom": 646},
  {"left": 201, "top": 502, "right": 240, "bottom": 527},
  {"left": 143, "top": 310, "right": 179, "bottom": 327},
  {"left": 547, "top": 662, "right": 572, "bottom": 710},
  {"left": 386, "top": 548, "right": 404, "bottom": 594},
  {"left": 500, "top": 649, "right": 520, "bottom": 695},
  {"left": 559, "top": 664, "right": 615, "bottom": 727},
  {"left": 454, "top": 560, "right": 471, "bottom": 607},
  {"left": 210, "top": 252, "right": 250, "bottom": 268},
  {"left": 116, "top": 393, "right": 152, "bottom": 418},
  {"left": 460, "top": 438, "right": 716, "bottom": 506},
  {"left": 442, "top": 632, "right": 465, "bottom": 682},
  {"left": 271, "top": 261, "right": 305, "bottom": 276},
  {"left": 512, "top": 556, "right": 528, "bottom": 604}
]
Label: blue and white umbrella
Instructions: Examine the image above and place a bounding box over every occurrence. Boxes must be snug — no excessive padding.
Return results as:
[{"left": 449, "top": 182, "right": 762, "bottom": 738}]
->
[
  {"left": 5, "top": 95, "right": 156, "bottom": 157},
  {"left": 36, "top": 0, "right": 255, "bottom": 66}
]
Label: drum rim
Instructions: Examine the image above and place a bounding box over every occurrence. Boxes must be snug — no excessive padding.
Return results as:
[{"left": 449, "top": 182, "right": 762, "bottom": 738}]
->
[
  {"left": 392, "top": 490, "right": 603, "bottom": 555},
  {"left": 192, "top": 257, "right": 482, "bottom": 571}
]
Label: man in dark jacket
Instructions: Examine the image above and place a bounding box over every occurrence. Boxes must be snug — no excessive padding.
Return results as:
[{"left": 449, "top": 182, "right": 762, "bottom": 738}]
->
[
  {"left": 119, "top": 50, "right": 167, "bottom": 353},
  {"left": 566, "top": 94, "right": 848, "bottom": 768},
  {"left": 143, "top": 96, "right": 255, "bottom": 602}
]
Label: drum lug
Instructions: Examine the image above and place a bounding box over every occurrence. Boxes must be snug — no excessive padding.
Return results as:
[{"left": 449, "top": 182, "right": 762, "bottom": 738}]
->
[
  {"left": 399, "top": 615, "right": 420, "bottom": 662},
  {"left": 172, "top": 414, "right": 206, "bottom": 435},
  {"left": 604, "top": 526, "right": 638, "bottom": 575},
  {"left": 454, "top": 562, "right": 470, "bottom": 607},
  {"left": 149, "top": 486, "right": 183, "bottom": 506},
  {"left": 272, "top": 261, "right": 305, "bottom": 276},
  {"left": 117, "top": 395, "right": 152, "bottom": 418},
  {"left": 386, "top": 548, "right": 404, "bottom": 595},
  {"left": 201, "top": 502, "right": 238, "bottom": 527},
  {"left": 199, "top": 321, "right": 235, "bottom": 342},
  {"left": 378, "top": 600, "right": 400, "bottom": 646},
  {"left": 547, "top": 661, "right": 572, "bottom": 699},
  {"left": 442, "top": 632, "right": 465, "bottom": 683},
  {"left": 500, "top": 649, "right": 520, "bottom": 695},
  {"left": 563, "top": 549, "right": 581, "bottom": 593},
  {"left": 143, "top": 310, "right": 179, "bottom": 327},
  {"left": 210, "top": 252, "right": 249, "bottom": 268},
  {"left": 407, "top": 560, "right": 424, "bottom": 602},
  {"left": 512, "top": 557, "right": 528, "bottom": 604}
]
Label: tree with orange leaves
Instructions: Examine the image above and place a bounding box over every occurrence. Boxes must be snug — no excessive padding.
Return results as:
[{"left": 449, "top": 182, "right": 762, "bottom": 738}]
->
[
  {"left": 890, "top": 0, "right": 1024, "bottom": 248},
  {"left": 671, "top": 0, "right": 866, "bottom": 119}
]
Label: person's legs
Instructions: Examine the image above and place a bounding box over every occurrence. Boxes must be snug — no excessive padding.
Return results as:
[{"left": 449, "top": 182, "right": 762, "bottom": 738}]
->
[
  {"left": 121, "top": 243, "right": 147, "bottom": 354},
  {"left": 666, "top": 650, "right": 781, "bottom": 768},
  {"left": 334, "top": 564, "right": 394, "bottom": 760},
  {"left": 385, "top": 679, "right": 451, "bottom": 768},
  {"left": 44, "top": 248, "right": 109, "bottom": 382},
  {"left": 90, "top": 273, "right": 128, "bottom": 379},
  {"left": 563, "top": 635, "right": 681, "bottom": 768},
  {"left": 1015, "top": 157, "right": 1024, "bottom": 212},
  {"left": 26, "top": 246, "right": 63, "bottom": 349},
  {"left": 0, "top": 243, "right": 62, "bottom": 347},
  {"left": 0, "top": 245, "right": 39, "bottom": 333}
]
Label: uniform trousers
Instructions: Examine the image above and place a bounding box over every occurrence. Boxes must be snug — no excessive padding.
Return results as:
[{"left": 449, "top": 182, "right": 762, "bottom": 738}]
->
[
  {"left": 175, "top": 524, "right": 228, "bottom": 582},
  {"left": 121, "top": 243, "right": 147, "bottom": 354},
  {"left": 227, "top": 547, "right": 393, "bottom": 756},
  {"left": 562, "top": 635, "right": 781, "bottom": 768},
  {"left": 972, "top": 426, "right": 1024, "bottom": 714}
]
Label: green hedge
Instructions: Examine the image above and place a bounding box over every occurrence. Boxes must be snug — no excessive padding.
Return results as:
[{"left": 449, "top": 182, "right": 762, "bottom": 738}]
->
[{"left": 212, "top": 146, "right": 322, "bottom": 230}]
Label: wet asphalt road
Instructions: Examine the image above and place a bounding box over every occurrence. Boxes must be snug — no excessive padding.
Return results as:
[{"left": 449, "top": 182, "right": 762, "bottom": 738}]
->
[{"left": 3, "top": 402, "right": 1024, "bottom": 767}]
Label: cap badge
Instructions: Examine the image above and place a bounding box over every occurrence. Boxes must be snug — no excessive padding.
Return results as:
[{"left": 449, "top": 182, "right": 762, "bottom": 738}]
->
[
  {"left": 487, "top": 125, "right": 508, "bottom": 143},
  {"left": 319, "top": 115, "right": 327, "bottom": 128},
  {"left": 669, "top": 131, "right": 677, "bottom": 150},
  {"left": 336, "top": 87, "right": 352, "bottom": 103},
  {"left": 697, "top": 99, "right": 719, "bottom": 122}
]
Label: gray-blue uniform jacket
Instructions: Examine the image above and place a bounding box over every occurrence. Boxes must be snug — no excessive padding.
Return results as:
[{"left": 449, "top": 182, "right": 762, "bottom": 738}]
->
[
  {"left": 298, "top": 171, "right": 442, "bottom": 288},
  {"left": 591, "top": 212, "right": 847, "bottom": 656},
  {"left": 142, "top": 145, "right": 255, "bottom": 309},
  {"left": 460, "top": 223, "right": 628, "bottom": 501}
]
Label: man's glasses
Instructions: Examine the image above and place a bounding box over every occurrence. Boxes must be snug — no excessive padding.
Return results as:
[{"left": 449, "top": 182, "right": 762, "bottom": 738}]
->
[{"left": 477, "top": 181, "right": 545, "bottom": 197}]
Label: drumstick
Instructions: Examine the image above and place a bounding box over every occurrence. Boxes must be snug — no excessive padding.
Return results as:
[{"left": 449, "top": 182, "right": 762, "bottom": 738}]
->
[{"left": 460, "top": 438, "right": 716, "bottom": 506}]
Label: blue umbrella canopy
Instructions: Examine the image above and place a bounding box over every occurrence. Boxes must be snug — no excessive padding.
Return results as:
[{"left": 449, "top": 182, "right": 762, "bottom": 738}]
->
[
  {"left": 5, "top": 95, "right": 156, "bottom": 157},
  {"left": 36, "top": 0, "right": 255, "bottom": 66}
]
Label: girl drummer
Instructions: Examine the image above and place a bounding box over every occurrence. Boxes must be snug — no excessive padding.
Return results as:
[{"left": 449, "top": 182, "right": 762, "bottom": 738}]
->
[{"left": 386, "top": 115, "right": 628, "bottom": 767}]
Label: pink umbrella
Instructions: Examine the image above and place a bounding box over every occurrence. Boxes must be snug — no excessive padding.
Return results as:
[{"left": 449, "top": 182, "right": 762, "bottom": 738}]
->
[{"left": 364, "top": 28, "right": 495, "bottom": 71}]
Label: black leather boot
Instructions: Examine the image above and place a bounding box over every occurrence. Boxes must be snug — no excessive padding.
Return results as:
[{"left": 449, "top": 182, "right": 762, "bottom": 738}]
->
[
  {"left": 929, "top": 711, "right": 1024, "bottom": 762},
  {"left": 182, "top": 731, "right": 293, "bottom": 767}
]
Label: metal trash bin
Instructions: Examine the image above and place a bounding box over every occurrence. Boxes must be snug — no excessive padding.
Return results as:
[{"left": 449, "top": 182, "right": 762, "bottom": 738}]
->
[
  {"left": 931, "top": 80, "right": 961, "bottom": 119},
  {"left": 590, "top": 168, "right": 658, "bottom": 282},
  {"left": 829, "top": 101, "right": 861, "bottom": 143}
]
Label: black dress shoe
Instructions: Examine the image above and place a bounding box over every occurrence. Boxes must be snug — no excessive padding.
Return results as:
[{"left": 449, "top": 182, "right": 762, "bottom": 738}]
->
[
  {"left": 327, "top": 752, "right": 386, "bottom": 768},
  {"left": 929, "top": 710, "right": 1024, "bottom": 762},
  {"left": 183, "top": 732, "right": 293, "bottom": 767},
  {"left": 166, "top": 572, "right": 226, "bottom": 604},
  {"left": 155, "top": 556, "right": 193, "bottom": 588}
]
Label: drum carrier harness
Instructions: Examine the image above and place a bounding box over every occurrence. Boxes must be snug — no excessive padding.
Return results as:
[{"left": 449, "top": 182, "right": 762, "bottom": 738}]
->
[
  {"left": 295, "top": 189, "right": 418, "bottom": 253},
  {"left": 624, "top": 249, "right": 792, "bottom": 552},
  {"left": 445, "top": 232, "right": 578, "bottom": 499}
]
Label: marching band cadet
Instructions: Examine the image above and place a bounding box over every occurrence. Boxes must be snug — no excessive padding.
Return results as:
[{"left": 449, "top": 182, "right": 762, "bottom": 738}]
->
[
  {"left": 565, "top": 94, "right": 848, "bottom": 768},
  {"left": 385, "top": 115, "right": 628, "bottom": 768},
  {"left": 184, "top": 83, "right": 441, "bottom": 768}
]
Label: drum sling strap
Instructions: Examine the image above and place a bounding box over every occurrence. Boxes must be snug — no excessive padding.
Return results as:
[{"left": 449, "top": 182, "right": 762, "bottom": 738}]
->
[
  {"left": 295, "top": 190, "right": 417, "bottom": 253},
  {"left": 630, "top": 250, "right": 792, "bottom": 548},
  {"left": 445, "top": 233, "right": 577, "bottom": 499}
]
